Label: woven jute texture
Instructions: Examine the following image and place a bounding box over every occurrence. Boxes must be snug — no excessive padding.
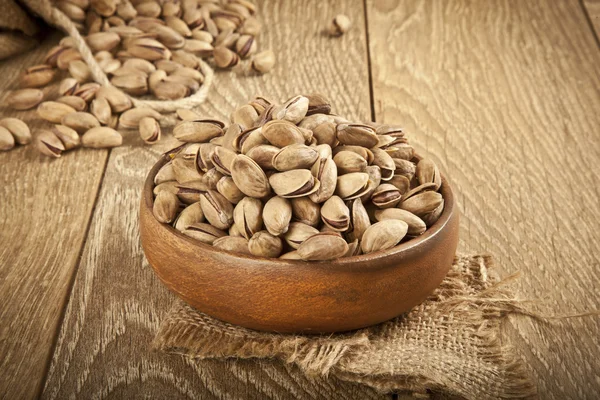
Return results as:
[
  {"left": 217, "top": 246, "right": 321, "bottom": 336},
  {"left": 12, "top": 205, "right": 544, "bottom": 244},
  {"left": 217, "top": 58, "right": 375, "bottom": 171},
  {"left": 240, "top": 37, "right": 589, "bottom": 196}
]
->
[{"left": 154, "top": 255, "right": 537, "bottom": 399}]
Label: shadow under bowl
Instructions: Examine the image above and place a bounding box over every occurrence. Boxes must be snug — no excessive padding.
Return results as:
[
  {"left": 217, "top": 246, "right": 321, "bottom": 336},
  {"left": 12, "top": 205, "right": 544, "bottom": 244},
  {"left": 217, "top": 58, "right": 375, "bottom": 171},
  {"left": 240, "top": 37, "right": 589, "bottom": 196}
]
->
[{"left": 140, "top": 155, "right": 459, "bottom": 333}]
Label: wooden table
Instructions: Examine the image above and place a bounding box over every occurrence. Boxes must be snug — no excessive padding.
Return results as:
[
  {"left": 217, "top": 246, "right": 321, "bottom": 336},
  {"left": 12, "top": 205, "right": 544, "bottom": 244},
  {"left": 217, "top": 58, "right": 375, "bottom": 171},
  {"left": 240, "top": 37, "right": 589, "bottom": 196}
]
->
[{"left": 1, "top": 1, "right": 599, "bottom": 399}]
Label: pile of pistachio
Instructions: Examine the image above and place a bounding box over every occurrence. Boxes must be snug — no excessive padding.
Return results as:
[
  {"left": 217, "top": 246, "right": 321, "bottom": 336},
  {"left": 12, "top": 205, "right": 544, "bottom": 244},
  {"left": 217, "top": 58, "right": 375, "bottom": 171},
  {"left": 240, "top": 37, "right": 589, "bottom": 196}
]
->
[{"left": 152, "top": 94, "right": 445, "bottom": 261}]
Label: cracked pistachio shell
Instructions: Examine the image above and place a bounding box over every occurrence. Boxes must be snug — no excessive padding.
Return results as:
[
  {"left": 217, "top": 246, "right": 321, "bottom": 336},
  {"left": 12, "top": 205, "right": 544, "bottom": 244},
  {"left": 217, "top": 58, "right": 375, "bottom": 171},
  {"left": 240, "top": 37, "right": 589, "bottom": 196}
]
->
[
  {"left": 334, "top": 172, "right": 370, "bottom": 200},
  {"left": 200, "top": 168, "right": 224, "bottom": 189},
  {"left": 272, "top": 144, "right": 319, "bottom": 171},
  {"left": 421, "top": 199, "right": 444, "bottom": 227},
  {"left": 200, "top": 190, "right": 234, "bottom": 230},
  {"left": 402, "top": 183, "right": 438, "bottom": 203},
  {"left": 229, "top": 223, "right": 243, "bottom": 237},
  {"left": 283, "top": 222, "right": 319, "bottom": 249},
  {"left": 231, "top": 104, "right": 259, "bottom": 129},
  {"left": 371, "top": 148, "right": 396, "bottom": 181},
  {"left": 0, "top": 127, "right": 15, "bottom": 151},
  {"left": 36, "top": 130, "right": 64, "bottom": 157},
  {"left": 81, "top": 127, "right": 123, "bottom": 148},
  {"left": 195, "top": 143, "right": 217, "bottom": 173},
  {"left": 37, "top": 101, "right": 76, "bottom": 124},
  {"left": 0, "top": 118, "right": 31, "bottom": 145},
  {"left": 376, "top": 124, "right": 404, "bottom": 136},
  {"left": 416, "top": 159, "right": 442, "bottom": 190},
  {"left": 62, "top": 112, "right": 100, "bottom": 134},
  {"left": 58, "top": 78, "right": 77, "bottom": 96},
  {"left": 360, "top": 165, "right": 383, "bottom": 204},
  {"left": 216, "top": 176, "right": 245, "bottom": 204},
  {"left": 305, "top": 93, "right": 331, "bottom": 116},
  {"left": 261, "top": 120, "right": 305, "bottom": 148},
  {"left": 309, "top": 157, "right": 337, "bottom": 203},
  {"left": 96, "top": 86, "right": 133, "bottom": 113},
  {"left": 251, "top": 49, "right": 275, "bottom": 74},
  {"left": 153, "top": 180, "right": 179, "bottom": 195},
  {"left": 333, "top": 145, "right": 374, "bottom": 164},
  {"left": 173, "top": 119, "right": 225, "bottom": 142},
  {"left": 6, "top": 88, "right": 44, "bottom": 110},
  {"left": 174, "top": 202, "right": 205, "bottom": 231},
  {"left": 20, "top": 64, "right": 56, "bottom": 88},
  {"left": 272, "top": 95, "right": 309, "bottom": 124},
  {"left": 344, "top": 238, "right": 362, "bottom": 258},
  {"left": 361, "top": 220, "right": 408, "bottom": 254},
  {"left": 213, "top": 236, "right": 251, "bottom": 255},
  {"left": 279, "top": 251, "right": 302, "bottom": 260},
  {"left": 172, "top": 157, "right": 203, "bottom": 183},
  {"left": 291, "top": 197, "right": 321, "bottom": 227},
  {"left": 220, "top": 123, "right": 242, "bottom": 150},
  {"left": 388, "top": 174, "right": 411, "bottom": 195},
  {"left": 312, "top": 121, "right": 337, "bottom": 147},
  {"left": 213, "top": 46, "right": 239, "bottom": 68},
  {"left": 246, "top": 144, "right": 279, "bottom": 170},
  {"left": 176, "top": 180, "right": 209, "bottom": 204},
  {"left": 371, "top": 184, "right": 402, "bottom": 209},
  {"left": 269, "top": 169, "right": 320, "bottom": 198},
  {"left": 233, "top": 197, "right": 263, "bottom": 239},
  {"left": 400, "top": 191, "right": 444, "bottom": 226},
  {"left": 336, "top": 123, "right": 378, "bottom": 148},
  {"left": 139, "top": 117, "right": 161, "bottom": 144},
  {"left": 393, "top": 158, "right": 416, "bottom": 180},
  {"left": 183, "top": 222, "right": 226, "bottom": 244},
  {"left": 235, "top": 34, "right": 257, "bottom": 58},
  {"left": 119, "top": 107, "right": 162, "bottom": 129},
  {"left": 211, "top": 146, "right": 237, "bottom": 175},
  {"left": 320, "top": 195, "right": 350, "bottom": 232},
  {"left": 233, "top": 126, "right": 268, "bottom": 154},
  {"left": 374, "top": 208, "right": 426, "bottom": 236},
  {"left": 346, "top": 198, "right": 371, "bottom": 242},
  {"left": 52, "top": 125, "right": 80, "bottom": 150},
  {"left": 57, "top": 96, "right": 87, "bottom": 112},
  {"left": 298, "top": 113, "right": 334, "bottom": 130},
  {"left": 230, "top": 154, "right": 271, "bottom": 198},
  {"left": 263, "top": 196, "right": 292, "bottom": 236},
  {"left": 297, "top": 232, "right": 349, "bottom": 261},
  {"left": 248, "top": 231, "right": 282, "bottom": 258},
  {"left": 153, "top": 191, "right": 179, "bottom": 223},
  {"left": 386, "top": 143, "right": 414, "bottom": 160},
  {"left": 176, "top": 108, "right": 201, "bottom": 121},
  {"left": 314, "top": 144, "right": 333, "bottom": 159},
  {"left": 333, "top": 151, "right": 367, "bottom": 174},
  {"left": 155, "top": 162, "right": 176, "bottom": 185}
]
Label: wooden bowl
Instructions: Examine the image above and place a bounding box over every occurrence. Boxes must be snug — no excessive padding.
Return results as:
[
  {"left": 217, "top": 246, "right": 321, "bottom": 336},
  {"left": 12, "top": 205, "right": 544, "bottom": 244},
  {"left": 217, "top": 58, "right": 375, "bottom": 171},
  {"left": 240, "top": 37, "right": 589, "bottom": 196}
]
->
[{"left": 140, "top": 156, "right": 459, "bottom": 333}]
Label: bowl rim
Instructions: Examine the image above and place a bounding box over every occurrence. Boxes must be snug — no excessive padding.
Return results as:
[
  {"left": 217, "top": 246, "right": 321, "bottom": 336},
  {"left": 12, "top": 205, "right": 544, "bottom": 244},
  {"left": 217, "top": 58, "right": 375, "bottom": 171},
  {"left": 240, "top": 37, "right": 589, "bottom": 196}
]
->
[{"left": 143, "top": 153, "right": 455, "bottom": 268}]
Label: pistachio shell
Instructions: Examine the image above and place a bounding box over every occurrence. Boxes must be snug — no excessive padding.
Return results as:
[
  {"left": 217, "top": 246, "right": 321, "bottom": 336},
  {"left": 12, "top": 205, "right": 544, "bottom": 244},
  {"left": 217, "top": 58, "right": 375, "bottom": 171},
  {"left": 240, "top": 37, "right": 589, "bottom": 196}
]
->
[
  {"left": 297, "top": 232, "right": 349, "bottom": 261},
  {"left": 153, "top": 181, "right": 179, "bottom": 195},
  {"left": 81, "top": 127, "right": 123, "bottom": 148},
  {"left": 291, "top": 197, "right": 321, "bottom": 227},
  {"left": 279, "top": 251, "right": 302, "bottom": 260},
  {"left": 231, "top": 104, "right": 259, "bottom": 129},
  {"left": 272, "top": 144, "right": 319, "bottom": 171},
  {"left": 374, "top": 208, "right": 426, "bottom": 236},
  {"left": 182, "top": 222, "right": 226, "bottom": 244},
  {"left": 360, "top": 165, "right": 383, "bottom": 204},
  {"left": 62, "top": 112, "right": 100, "bottom": 134},
  {"left": 36, "top": 130, "right": 64, "bottom": 157},
  {"left": 416, "top": 159, "right": 442, "bottom": 190},
  {"left": 200, "top": 190, "right": 234, "bottom": 230},
  {"left": 172, "top": 157, "right": 203, "bottom": 183},
  {"left": 233, "top": 197, "right": 263, "bottom": 239},
  {"left": 216, "top": 176, "right": 245, "bottom": 204},
  {"left": 230, "top": 154, "right": 271, "bottom": 198},
  {"left": 174, "top": 119, "right": 225, "bottom": 142},
  {"left": 246, "top": 144, "right": 279, "bottom": 170},
  {"left": 336, "top": 123, "right": 378, "bottom": 148},
  {"left": 388, "top": 174, "right": 411, "bottom": 194},
  {"left": 176, "top": 180, "right": 208, "bottom": 204},
  {"left": 346, "top": 198, "right": 371, "bottom": 242},
  {"left": 333, "top": 151, "right": 367, "bottom": 174},
  {"left": 393, "top": 158, "right": 416, "bottom": 180},
  {"left": 320, "top": 195, "right": 350, "bottom": 231},
  {"left": 153, "top": 191, "right": 179, "bottom": 223},
  {"left": 235, "top": 126, "right": 268, "bottom": 154},
  {"left": 263, "top": 196, "right": 292, "bottom": 236},
  {"left": 52, "top": 125, "right": 80, "bottom": 150},
  {"left": 371, "top": 184, "right": 402, "bottom": 208},
  {"left": 0, "top": 118, "right": 31, "bottom": 145},
  {"left": 174, "top": 201, "right": 205, "bottom": 231},
  {"left": 283, "top": 222, "right": 320, "bottom": 249},
  {"left": 309, "top": 157, "right": 337, "bottom": 203},
  {"left": 272, "top": 95, "right": 309, "bottom": 124},
  {"left": 248, "top": 231, "right": 282, "bottom": 258},
  {"left": 269, "top": 169, "right": 320, "bottom": 198},
  {"left": 261, "top": 120, "right": 305, "bottom": 147},
  {"left": 213, "top": 236, "right": 251, "bottom": 255},
  {"left": 361, "top": 220, "right": 408, "bottom": 254},
  {"left": 211, "top": 146, "right": 237, "bottom": 175},
  {"left": 335, "top": 172, "right": 369, "bottom": 200},
  {"left": 371, "top": 148, "right": 396, "bottom": 180}
]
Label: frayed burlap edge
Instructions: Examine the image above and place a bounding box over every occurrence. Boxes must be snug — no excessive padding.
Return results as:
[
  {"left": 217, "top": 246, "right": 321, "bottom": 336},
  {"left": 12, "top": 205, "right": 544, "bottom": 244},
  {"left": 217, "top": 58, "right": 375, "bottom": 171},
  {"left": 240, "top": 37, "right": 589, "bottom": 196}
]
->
[{"left": 153, "top": 255, "right": 538, "bottom": 399}]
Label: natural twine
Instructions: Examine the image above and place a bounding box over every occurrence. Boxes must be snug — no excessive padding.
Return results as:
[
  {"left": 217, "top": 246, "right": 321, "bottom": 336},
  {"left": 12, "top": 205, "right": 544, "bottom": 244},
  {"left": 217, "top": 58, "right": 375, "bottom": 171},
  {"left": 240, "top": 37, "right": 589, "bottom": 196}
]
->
[{"left": 48, "top": 6, "right": 214, "bottom": 122}]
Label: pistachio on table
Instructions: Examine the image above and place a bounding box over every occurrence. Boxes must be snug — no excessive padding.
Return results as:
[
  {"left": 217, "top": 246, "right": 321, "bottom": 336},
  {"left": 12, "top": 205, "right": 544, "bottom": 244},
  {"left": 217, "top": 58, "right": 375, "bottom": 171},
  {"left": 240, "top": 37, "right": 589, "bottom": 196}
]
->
[{"left": 150, "top": 94, "right": 446, "bottom": 261}]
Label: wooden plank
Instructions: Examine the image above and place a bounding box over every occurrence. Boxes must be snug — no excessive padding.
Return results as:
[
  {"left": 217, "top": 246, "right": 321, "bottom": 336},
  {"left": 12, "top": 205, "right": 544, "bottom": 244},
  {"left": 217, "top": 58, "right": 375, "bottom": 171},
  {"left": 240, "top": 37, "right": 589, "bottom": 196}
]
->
[
  {"left": 367, "top": 0, "right": 600, "bottom": 398},
  {"left": 583, "top": 0, "right": 600, "bottom": 36},
  {"left": 41, "top": 1, "right": 387, "bottom": 398},
  {"left": 0, "top": 34, "right": 109, "bottom": 399}
]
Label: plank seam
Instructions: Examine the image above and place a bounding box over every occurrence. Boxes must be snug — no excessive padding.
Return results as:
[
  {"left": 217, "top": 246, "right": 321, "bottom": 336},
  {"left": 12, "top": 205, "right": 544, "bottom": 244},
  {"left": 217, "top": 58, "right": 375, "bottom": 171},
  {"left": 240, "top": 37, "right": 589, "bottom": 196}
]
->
[
  {"left": 35, "top": 149, "right": 112, "bottom": 399},
  {"left": 579, "top": 0, "right": 600, "bottom": 49},
  {"left": 363, "top": 0, "right": 376, "bottom": 122}
]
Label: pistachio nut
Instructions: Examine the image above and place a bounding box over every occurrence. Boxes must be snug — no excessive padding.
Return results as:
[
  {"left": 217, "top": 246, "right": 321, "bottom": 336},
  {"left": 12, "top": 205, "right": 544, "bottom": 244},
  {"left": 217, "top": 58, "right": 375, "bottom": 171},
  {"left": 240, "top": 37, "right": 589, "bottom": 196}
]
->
[
  {"left": 119, "top": 107, "right": 162, "bottom": 129},
  {"left": 57, "top": 96, "right": 87, "bottom": 112},
  {"left": 291, "top": 196, "right": 321, "bottom": 227},
  {"left": 251, "top": 49, "right": 275, "bottom": 74},
  {"left": 0, "top": 118, "right": 31, "bottom": 145},
  {"left": 333, "top": 145, "right": 374, "bottom": 164},
  {"left": 234, "top": 126, "right": 268, "bottom": 154},
  {"left": 216, "top": 176, "right": 245, "bottom": 204},
  {"left": 231, "top": 104, "right": 259, "bottom": 129},
  {"left": 248, "top": 231, "right": 282, "bottom": 258},
  {"left": 58, "top": 78, "right": 79, "bottom": 96},
  {"left": 150, "top": 24, "right": 186, "bottom": 49},
  {"left": 135, "top": 1, "right": 161, "bottom": 18},
  {"left": 360, "top": 165, "right": 383, "bottom": 204},
  {"left": 328, "top": 14, "right": 351, "bottom": 36},
  {"left": 272, "top": 144, "right": 319, "bottom": 171},
  {"left": 166, "top": 16, "right": 192, "bottom": 37},
  {"left": 399, "top": 190, "right": 444, "bottom": 221},
  {"left": 374, "top": 208, "right": 426, "bottom": 236},
  {"left": 200, "top": 167, "right": 224, "bottom": 189},
  {"left": 127, "top": 37, "right": 171, "bottom": 60},
  {"left": 56, "top": 48, "right": 82, "bottom": 70},
  {"left": 361, "top": 220, "right": 408, "bottom": 254},
  {"left": 5, "top": 88, "right": 43, "bottom": 110},
  {"left": 154, "top": 162, "right": 176, "bottom": 184},
  {"left": 174, "top": 180, "right": 206, "bottom": 204},
  {"left": 182, "top": 222, "right": 226, "bottom": 244},
  {"left": 263, "top": 196, "right": 292, "bottom": 236},
  {"left": 386, "top": 143, "right": 414, "bottom": 160},
  {"left": 171, "top": 49, "right": 200, "bottom": 68},
  {"left": 245, "top": 144, "right": 279, "bottom": 170},
  {"left": 297, "top": 232, "right": 349, "bottom": 261},
  {"left": 0, "top": 127, "right": 15, "bottom": 151},
  {"left": 86, "top": 31, "right": 121, "bottom": 52},
  {"left": 416, "top": 159, "right": 442, "bottom": 190},
  {"left": 44, "top": 45, "right": 67, "bottom": 67},
  {"left": 96, "top": 86, "right": 133, "bottom": 113},
  {"left": 171, "top": 66, "right": 204, "bottom": 82},
  {"left": 388, "top": 174, "right": 411, "bottom": 194},
  {"left": 420, "top": 199, "right": 444, "bottom": 227},
  {"left": 336, "top": 123, "right": 378, "bottom": 148},
  {"left": 213, "top": 46, "right": 239, "bottom": 68},
  {"left": 210, "top": 145, "right": 237, "bottom": 176},
  {"left": 200, "top": 190, "right": 234, "bottom": 230},
  {"left": 90, "top": 0, "right": 118, "bottom": 17},
  {"left": 346, "top": 198, "right": 371, "bottom": 242},
  {"left": 320, "top": 195, "right": 350, "bottom": 231},
  {"left": 272, "top": 95, "right": 309, "bottom": 124},
  {"left": 111, "top": 74, "right": 148, "bottom": 96},
  {"left": 153, "top": 81, "right": 188, "bottom": 100},
  {"left": 333, "top": 150, "right": 367, "bottom": 174},
  {"left": 183, "top": 39, "right": 214, "bottom": 56},
  {"left": 240, "top": 15, "right": 261, "bottom": 36},
  {"left": 262, "top": 120, "right": 305, "bottom": 147},
  {"left": 73, "top": 82, "right": 101, "bottom": 102},
  {"left": 279, "top": 251, "right": 302, "bottom": 260},
  {"left": 213, "top": 236, "right": 251, "bottom": 255},
  {"left": 124, "top": 58, "right": 157, "bottom": 73},
  {"left": 139, "top": 117, "right": 161, "bottom": 144},
  {"left": 233, "top": 196, "right": 263, "bottom": 239},
  {"left": 371, "top": 148, "right": 395, "bottom": 180},
  {"left": 153, "top": 180, "right": 179, "bottom": 195},
  {"left": 90, "top": 97, "right": 112, "bottom": 126},
  {"left": 269, "top": 169, "right": 320, "bottom": 198},
  {"left": 173, "top": 119, "right": 225, "bottom": 142},
  {"left": 229, "top": 223, "right": 243, "bottom": 237},
  {"left": 153, "top": 191, "right": 179, "bottom": 223},
  {"left": 52, "top": 125, "right": 80, "bottom": 150},
  {"left": 282, "top": 222, "right": 319, "bottom": 249},
  {"left": 81, "top": 127, "right": 123, "bottom": 148},
  {"left": 309, "top": 156, "right": 337, "bottom": 203},
  {"left": 230, "top": 154, "right": 271, "bottom": 198},
  {"left": 194, "top": 143, "right": 217, "bottom": 173},
  {"left": 344, "top": 238, "right": 362, "bottom": 257},
  {"left": 192, "top": 28, "right": 214, "bottom": 42},
  {"left": 371, "top": 184, "right": 402, "bottom": 209},
  {"left": 172, "top": 157, "right": 202, "bottom": 183},
  {"left": 312, "top": 121, "right": 337, "bottom": 147},
  {"left": 176, "top": 108, "right": 201, "bottom": 121},
  {"left": 36, "top": 130, "right": 65, "bottom": 157},
  {"left": 393, "top": 158, "right": 416, "bottom": 180},
  {"left": 37, "top": 102, "right": 76, "bottom": 124},
  {"left": 235, "top": 34, "right": 256, "bottom": 58},
  {"left": 116, "top": 1, "right": 137, "bottom": 20},
  {"left": 62, "top": 112, "right": 100, "bottom": 134},
  {"left": 335, "top": 172, "right": 370, "bottom": 200},
  {"left": 20, "top": 64, "right": 56, "bottom": 88}
]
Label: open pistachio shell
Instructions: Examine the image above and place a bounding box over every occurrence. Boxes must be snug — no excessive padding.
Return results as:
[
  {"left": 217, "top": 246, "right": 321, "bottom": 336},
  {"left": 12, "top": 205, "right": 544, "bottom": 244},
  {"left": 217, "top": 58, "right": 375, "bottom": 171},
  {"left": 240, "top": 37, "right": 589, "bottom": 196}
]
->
[{"left": 269, "top": 169, "right": 320, "bottom": 198}]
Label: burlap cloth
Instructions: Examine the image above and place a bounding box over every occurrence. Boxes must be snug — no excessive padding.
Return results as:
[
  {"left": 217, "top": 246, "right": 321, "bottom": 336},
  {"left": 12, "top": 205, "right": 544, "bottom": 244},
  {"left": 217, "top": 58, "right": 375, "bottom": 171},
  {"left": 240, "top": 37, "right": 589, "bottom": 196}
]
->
[{"left": 154, "top": 255, "right": 538, "bottom": 399}]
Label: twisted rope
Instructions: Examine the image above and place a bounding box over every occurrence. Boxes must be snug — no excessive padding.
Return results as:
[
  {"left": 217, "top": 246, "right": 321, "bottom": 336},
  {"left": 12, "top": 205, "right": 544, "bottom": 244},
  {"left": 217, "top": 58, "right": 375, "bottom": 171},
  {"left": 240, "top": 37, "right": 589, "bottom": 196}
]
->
[{"left": 49, "top": 7, "right": 214, "bottom": 121}]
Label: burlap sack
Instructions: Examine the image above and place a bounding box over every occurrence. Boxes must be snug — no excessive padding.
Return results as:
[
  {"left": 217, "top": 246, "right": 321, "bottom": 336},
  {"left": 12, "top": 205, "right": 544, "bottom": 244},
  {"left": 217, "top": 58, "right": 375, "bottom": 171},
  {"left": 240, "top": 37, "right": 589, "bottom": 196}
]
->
[
  {"left": 0, "top": 0, "right": 41, "bottom": 60},
  {"left": 1, "top": 0, "right": 213, "bottom": 116},
  {"left": 154, "top": 255, "right": 538, "bottom": 399}
]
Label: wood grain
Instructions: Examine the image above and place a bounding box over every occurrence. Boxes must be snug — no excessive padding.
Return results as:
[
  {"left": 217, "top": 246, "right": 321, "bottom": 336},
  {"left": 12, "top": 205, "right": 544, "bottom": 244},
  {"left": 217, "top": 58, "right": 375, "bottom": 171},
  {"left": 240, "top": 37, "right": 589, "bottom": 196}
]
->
[
  {"left": 0, "top": 34, "right": 109, "bottom": 399},
  {"left": 367, "top": 0, "right": 600, "bottom": 398},
  {"left": 583, "top": 0, "right": 600, "bottom": 35},
  {"left": 42, "top": 1, "right": 386, "bottom": 398}
]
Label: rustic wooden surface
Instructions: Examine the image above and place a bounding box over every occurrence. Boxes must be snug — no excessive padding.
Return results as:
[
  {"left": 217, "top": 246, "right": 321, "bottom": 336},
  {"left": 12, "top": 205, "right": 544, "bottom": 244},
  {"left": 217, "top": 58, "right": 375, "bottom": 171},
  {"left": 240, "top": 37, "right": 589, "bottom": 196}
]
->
[{"left": 0, "top": 0, "right": 599, "bottom": 399}]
